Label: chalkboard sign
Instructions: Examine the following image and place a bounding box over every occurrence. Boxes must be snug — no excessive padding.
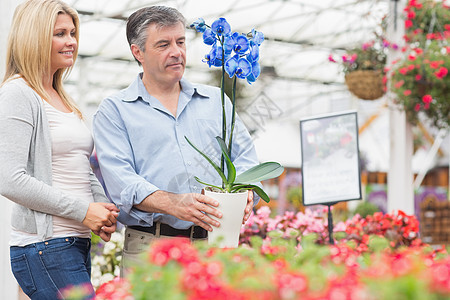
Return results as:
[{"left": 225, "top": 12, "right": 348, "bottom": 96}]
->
[{"left": 300, "top": 111, "right": 362, "bottom": 206}]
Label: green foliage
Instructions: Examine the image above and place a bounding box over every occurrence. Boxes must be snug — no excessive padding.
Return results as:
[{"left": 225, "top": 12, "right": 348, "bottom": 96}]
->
[
  {"left": 186, "top": 136, "right": 284, "bottom": 202},
  {"left": 353, "top": 201, "right": 380, "bottom": 218}
]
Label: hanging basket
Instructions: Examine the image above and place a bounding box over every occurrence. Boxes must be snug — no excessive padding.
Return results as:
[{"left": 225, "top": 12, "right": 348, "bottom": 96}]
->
[{"left": 344, "top": 70, "right": 385, "bottom": 100}]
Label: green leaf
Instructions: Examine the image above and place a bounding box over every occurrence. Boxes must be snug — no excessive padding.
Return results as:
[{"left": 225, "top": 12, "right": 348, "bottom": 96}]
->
[
  {"left": 215, "top": 136, "right": 236, "bottom": 184},
  {"left": 235, "top": 162, "right": 284, "bottom": 184},
  {"left": 185, "top": 136, "right": 228, "bottom": 184},
  {"left": 193, "top": 177, "right": 225, "bottom": 192},
  {"left": 230, "top": 184, "right": 271, "bottom": 203}
]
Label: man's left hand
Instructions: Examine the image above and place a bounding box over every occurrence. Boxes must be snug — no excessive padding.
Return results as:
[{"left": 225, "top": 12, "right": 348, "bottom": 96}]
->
[{"left": 242, "top": 191, "right": 253, "bottom": 224}]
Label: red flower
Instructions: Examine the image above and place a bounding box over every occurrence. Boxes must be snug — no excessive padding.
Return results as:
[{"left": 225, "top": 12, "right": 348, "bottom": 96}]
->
[
  {"left": 429, "top": 61, "right": 441, "bottom": 69},
  {"left": 422, "top": 94, "right": 432, "bottom": 104},
  {"left": 405, "top": 19, "right": 413, "bottom": 28},
  {"left": 403, "top": 90, "right": 412, "bottom": 96},
  {"left": 415, "top": 74, "right": 422, "bottom": 81},
  {"left": 407, "top": 10, "right": 416, "bottom": 19},
  {"left": 408, "top": 54, "right": 416, "bottom": 61},
  {"left": 399, "top": 68, "right": 409, "bottom": 75},
  {"left": 148, "top": 238, "right": 198, "bottom": 266},
  {"left": 435, "top": 67, "right": 448, "bottom": 79}
]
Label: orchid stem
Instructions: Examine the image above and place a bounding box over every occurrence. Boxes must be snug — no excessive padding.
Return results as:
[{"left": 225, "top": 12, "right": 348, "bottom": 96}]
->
[
  {"left": 228, "top": 75, "right": 237, "bottom": 158},
  {"left": 220, "top": 35, "right": 226, "bottom": 188}
]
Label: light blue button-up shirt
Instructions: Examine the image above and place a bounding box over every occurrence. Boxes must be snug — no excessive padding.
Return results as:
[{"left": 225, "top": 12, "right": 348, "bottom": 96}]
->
[{"left": 93, "top": 74, "right": 260, "bottom": 229}]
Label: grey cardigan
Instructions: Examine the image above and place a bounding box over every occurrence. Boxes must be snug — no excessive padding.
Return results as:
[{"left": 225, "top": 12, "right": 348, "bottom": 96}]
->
[{"left": 0, "top": 77, "right": 108, "bottom": 240}]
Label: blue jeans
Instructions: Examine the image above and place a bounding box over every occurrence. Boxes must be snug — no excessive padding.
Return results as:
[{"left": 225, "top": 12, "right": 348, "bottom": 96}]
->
[{"left": 10, "top": 237, "right": 95, "bottom": 300}]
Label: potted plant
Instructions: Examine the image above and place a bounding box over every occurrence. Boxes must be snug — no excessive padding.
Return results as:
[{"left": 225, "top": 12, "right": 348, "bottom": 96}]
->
[
  {"left": 329, "top": 36, "right": 396, "bottom": 100},
  {"left": 187, "top": 17, "right": 284, "bottom": 247},
  {"left": 389, "top": 0, "right": 449, "bottom": 129}
]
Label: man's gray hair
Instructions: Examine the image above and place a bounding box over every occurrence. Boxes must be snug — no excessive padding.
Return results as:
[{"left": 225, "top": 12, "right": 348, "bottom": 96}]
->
[{"left": 126, "top": 6, "right": 186, "bottom": 55}]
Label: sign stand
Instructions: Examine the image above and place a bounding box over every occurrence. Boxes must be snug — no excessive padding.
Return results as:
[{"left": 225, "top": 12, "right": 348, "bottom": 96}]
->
[
  {"left": 300, "top": 111, "right": 362, "bottom": 245},
  {"left": 326, "top": 203, "right": 337, "bottom": 245}
]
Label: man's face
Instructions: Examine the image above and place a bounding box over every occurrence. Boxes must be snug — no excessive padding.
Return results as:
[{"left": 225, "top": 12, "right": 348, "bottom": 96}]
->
[{"left": 138, "top": 22, "right": 186, "bottom": 86}]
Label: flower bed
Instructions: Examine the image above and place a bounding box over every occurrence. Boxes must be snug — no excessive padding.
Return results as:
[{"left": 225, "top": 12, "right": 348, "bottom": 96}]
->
[{"left": 89, "top": 208, "right": 449, "bottom": 300}]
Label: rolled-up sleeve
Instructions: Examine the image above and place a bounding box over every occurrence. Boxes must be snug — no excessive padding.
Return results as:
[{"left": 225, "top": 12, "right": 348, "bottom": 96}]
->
[{"left": 93, "top": 100, "right": 158, "bottom": 225}]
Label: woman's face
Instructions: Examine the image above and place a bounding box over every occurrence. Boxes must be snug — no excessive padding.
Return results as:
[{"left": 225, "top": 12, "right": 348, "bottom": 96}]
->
[{"left": 51, "top": 13, "right": 77, "bottom": 74}]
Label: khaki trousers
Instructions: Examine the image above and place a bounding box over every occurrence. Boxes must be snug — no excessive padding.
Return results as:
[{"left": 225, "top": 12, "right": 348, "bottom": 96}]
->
[{"left": 120, "top": 225, "right": 207, "bottom": 278}]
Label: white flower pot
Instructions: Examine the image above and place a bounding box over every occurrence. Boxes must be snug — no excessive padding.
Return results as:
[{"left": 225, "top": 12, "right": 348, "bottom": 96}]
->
[{"left": 204, "top": 189, "right": 248, "bottom": 248}]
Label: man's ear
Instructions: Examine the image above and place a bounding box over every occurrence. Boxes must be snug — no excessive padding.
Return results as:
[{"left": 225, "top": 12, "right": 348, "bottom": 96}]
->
[{"left": 130, "top": 44, "right": 144, "bottom": 64}]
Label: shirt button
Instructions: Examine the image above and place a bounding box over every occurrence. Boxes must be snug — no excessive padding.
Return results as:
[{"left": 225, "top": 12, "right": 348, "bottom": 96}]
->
[
  {"left": 187, "top": 161, "right": 192, "bottom": 166},
  {"left": 193, "top": 186, "right": 198, "bottom": 190}
]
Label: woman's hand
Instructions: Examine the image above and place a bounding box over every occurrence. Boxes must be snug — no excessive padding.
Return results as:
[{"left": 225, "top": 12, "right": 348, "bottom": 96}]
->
[{"left": 82, "top": 202, "right": 119, "bottom": 232}]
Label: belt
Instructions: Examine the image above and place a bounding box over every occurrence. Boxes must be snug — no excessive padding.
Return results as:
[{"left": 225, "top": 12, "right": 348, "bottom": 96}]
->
[{"left": 129, "top": 223, "right": 208, "bottom": 239}]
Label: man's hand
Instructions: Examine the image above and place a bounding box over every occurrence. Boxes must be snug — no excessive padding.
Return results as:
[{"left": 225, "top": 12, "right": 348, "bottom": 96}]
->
[
  {"left": 243, "top": 190, "right": 254, "bottom": 224},
  {"left": 136, "top": 191, "right": 222, "bottom": 232}
]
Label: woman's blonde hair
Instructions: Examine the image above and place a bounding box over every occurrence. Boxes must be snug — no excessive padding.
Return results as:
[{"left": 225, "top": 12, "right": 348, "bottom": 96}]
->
[{"left": 3, "top": 0, "right": 82, "bottom": 117}]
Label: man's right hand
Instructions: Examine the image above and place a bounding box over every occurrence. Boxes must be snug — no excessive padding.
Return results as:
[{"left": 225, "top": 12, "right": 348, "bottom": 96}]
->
[{"left": 136, "top": 191, "right": 222, "bottom": 232}]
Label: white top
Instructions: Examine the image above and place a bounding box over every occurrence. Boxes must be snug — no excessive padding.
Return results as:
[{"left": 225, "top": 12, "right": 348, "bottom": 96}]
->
[{"left": 10, "top": 100, "right": 94, "bottom": 245}]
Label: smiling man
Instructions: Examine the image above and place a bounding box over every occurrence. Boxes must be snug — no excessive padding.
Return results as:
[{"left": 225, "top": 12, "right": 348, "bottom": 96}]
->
[{"left": 93, "top": 6, "right": 260, "bottom": 276}]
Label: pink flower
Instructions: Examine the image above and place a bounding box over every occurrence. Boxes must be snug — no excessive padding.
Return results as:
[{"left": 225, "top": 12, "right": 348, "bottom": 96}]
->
[
  {"left": 414, "top": 103, "right": 421, "bottom": 111},
  {"left": 394, "top": 80, "right": 405, "bottom": 88},
  {"left": 403, "top": 90, "right": 411, "bottom": 96},
  {"left": 96, "top": 277, "right": 133, "bottom": 300},
  {"left": 328, "top": 54, "right": 337, "bottom": 63},
  {"left": 415, "top": 74, "right": 422, "bottom": 81}
]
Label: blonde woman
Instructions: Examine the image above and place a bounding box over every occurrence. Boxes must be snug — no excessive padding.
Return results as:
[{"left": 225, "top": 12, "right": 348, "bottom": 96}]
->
[{"left": 0, "top": 0, "right": 119, "bottom": 298}]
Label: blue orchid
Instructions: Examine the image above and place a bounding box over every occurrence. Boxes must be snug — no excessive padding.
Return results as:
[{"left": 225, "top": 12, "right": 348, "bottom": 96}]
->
[
  {"left": 187, "top": 17, "right": 283, "bottom": 203},
  {"left": 251, "top": 29, "right": 264, "bottom": 46},
  {"left": 202, "top": 28, "right": 216, "bottom": 45},
  {"left": 248, "top": 41, "right": 260, "bottom": 62},
  {"left": 190, "top": 18, "right": 207, "bottom": 33},
  {"left": 203, "top": 46, "right": 217, "bottom": 67},
  {"left": 225, "top": 55, "right": 252, "bottom": 79},
  {"left": 246, "top": 60, "right": 260, "bottom": 84},
  {"left": 224, "top": 32, "right": 250, "bottom": 55},
  {"left": 211, "top": 17, "right": 231, "bottom": 36}
]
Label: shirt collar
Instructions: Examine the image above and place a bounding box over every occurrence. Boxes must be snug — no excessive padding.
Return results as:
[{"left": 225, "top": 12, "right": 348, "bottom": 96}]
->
[{"left": 122, "top": 73, "right": 210, "bottom": 103}]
